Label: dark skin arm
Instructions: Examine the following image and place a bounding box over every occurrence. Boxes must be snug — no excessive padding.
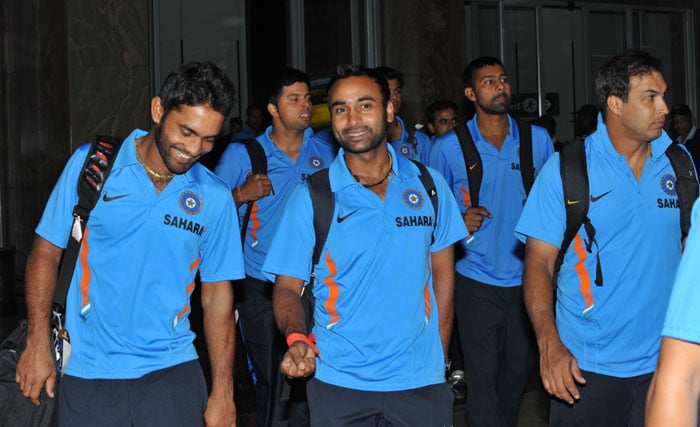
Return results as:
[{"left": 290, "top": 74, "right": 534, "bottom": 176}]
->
[
  {"left": 273, "top": 275, "right": 316, "bottom": 378},
  {"left": 16, "top": 235, "right": 62, "bottom": 406},
  {"left": 431, "top": 245, "right": 455, "bottom": 355},
  {"left": 232, "top": 173, "right": 272, "bottom": 209},
  {"left": 201, "top": 280, "right": 236, "bottom": 427},
  {"left": 523, "top": 237, "right": 586, "bottom": 404},
  {"left": 463, "top": 206, "right": 492, "bottom": 233}
]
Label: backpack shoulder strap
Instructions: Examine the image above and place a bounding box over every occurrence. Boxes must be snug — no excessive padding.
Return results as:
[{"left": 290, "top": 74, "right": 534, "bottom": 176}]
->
[
  {"left": 237, "top": 138, "right": 267, "bottom": 175},
  {"left": 554, "top": 138, "right": 589, "bottom": 278},
  {"left": 518, "top": 120, "right": 535, "bottom": 195},
  {"left": 410, "top": 160, "right": 439, "bottom": 243},
  {"left": 665, "top": 143, "right": 699, "bottom": 238},
  {"left": 454, "top": 125, "right": 482, "bottom": 207},
  {"left": 410, "top": 160, "right": 439, "bottom": 217},
  {"left": 54, "top": 135, "right": 124, "bottom": 307},
  {"left": 307, "top": 168, "right": 334, "bottom": 270},
  {"left": 236, "top": 138, "right": 267, "bottom": 248}
]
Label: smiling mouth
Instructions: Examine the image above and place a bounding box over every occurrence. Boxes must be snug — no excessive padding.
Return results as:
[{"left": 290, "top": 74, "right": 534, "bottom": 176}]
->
[{"left": 343, "top": 128, "right": 370, "bottom": 140}]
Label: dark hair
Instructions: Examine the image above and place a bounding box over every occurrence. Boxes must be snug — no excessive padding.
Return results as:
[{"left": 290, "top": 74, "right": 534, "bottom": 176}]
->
[
  {"left": 671, "top": 103, "right": 692, "bottom": 119},
  {"left": 462, "top": 56, "right": 505, "bottom": 89},
  {"left": 246, "top": 104, "right": 263, "bottom": 115},
  {"left": 374, "top": 66, "right": 405, "bottom": 88},
  {"left": 158, "top": 61, "right": 235, "bottom": 118},
  {"left": 326, "top": 65, "right": 390, "bottom": 108},
  {"left": 594, "top": 50, "right": 663, "bottom": 116},
  {"left": 267, "top": 68, "right": 310, "bottom": 105},
  {"left": 426, "top": 100, "right": 459, "bottom": 124}
]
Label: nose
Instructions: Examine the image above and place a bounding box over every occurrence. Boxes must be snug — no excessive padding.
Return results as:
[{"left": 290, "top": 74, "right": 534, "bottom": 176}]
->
[
  {"left": 347, "top": 106, "right": 361, "bottom": 126},
  {"left": 186, "top": 137, "right": 211, "bottom": 157}
]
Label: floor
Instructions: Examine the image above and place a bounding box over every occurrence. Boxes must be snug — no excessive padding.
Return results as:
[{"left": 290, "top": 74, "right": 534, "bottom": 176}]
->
[{"left": 1, "top": 288, "right": 550, "bottom": 426}]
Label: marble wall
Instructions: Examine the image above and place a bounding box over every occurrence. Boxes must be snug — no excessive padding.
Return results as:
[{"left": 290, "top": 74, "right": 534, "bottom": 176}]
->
[
  {"left": 1, "top": 0, "right": 149, "bottom": 294},
  {"left": 383, "top": 0, "right": 467, "bottom": 125}
]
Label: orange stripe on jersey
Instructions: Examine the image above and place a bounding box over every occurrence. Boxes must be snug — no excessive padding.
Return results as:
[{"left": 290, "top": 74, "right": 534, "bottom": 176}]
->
[
  {"left": 79, "top": 227, "right": 91, "bottom": 307},
  {"left": 249, "top": 202, "right": 260, "bottom": 242},
  {"left": 572, "top": 234, "right": 594, "bottom": 313},
  {"left": 176, "top": 302, "right": 190, "bottom": 322},
  {"left": 189, "top": 256, "right": 200, "bottom": 272},
  {"left": 323, "top": 250, "right": 340, "bottom": 328},
  {"left": 423, "top": 251, "right": 432, "bottom": 321},
  {"left": 423, "top": 282, "right": 431, "bottom": 320},
  {"left": 176, "top": 279, "right": 196, "bottom": 323},
  {"left": 460, "top": 185, "right": 472, "bottom": 208}
]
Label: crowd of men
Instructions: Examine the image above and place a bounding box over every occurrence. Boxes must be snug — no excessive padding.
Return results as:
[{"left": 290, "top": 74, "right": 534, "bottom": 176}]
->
[{"left": 11, "top": 48, "right": 700, "bottom": 427}]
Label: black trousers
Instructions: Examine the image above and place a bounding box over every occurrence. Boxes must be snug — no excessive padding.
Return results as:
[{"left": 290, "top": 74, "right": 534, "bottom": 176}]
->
[
  {"left": 236, "top": 276, "right": 309, "bottom": 427},
  {"left": 455, "top": 274, "right": 535, "bottom": 427},
  {"left": 60, "top": 361, "right": 207, "bottom": 427},
  {"left": 307, "top": 378, "right": 453, "bottom": 427},
  {"left": 549, "top": 371, "right": 651, "bottom": 427}
]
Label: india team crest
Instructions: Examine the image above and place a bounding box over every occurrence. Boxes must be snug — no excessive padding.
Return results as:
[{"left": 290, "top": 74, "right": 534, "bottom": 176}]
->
[
  {"left": 309, "top": 156, "right": 324, "bottom": 170},
  {"left": 402, "top": 188, "right": 424, "bottom": 210},
  {"left": 660, "top": 173, "right": 677, "bottom": 196},
  {"left": 180, "top": 191, "right": 203, "bottom": 215},
  {"left": 399, "top": 144, "right": 411, "bottom": 156}
]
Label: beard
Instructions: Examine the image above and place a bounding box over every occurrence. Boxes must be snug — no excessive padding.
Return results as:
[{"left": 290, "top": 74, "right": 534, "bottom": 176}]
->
[
  {"left": 335, "top": 122, "right": 387, "bottom": 155},
  {"left": 154, "top": 123, "right": 195, "bottom": 175},
  {"left": 477, "top": 92, "right": 511, "bottom": 115}
]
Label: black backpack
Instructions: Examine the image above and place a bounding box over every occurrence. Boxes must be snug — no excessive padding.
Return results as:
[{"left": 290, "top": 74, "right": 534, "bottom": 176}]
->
[
  {"left": 554, "top": 139, "right": 699, "bottom": 286},
  {"left": 454, "top": 120, "right": 534, "bottom": 207},
  {"left": 235, "top": 138, "right": 267, "bottom": 248}
]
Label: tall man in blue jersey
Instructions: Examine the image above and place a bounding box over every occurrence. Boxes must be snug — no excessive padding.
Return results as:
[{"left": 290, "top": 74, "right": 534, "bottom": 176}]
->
[
  {"left": 429, "top": 56, "right": 553, "bottom": 426},
  {"left": 516, "top": 51, "right": 691, "bottom": 425},
  {"left": 16, "top": 62, "right": 243, "bottom": 426},
  {"left": 264, "top": 65, "right": 467, "bottom": 425},
  {"left": 215, "top": 68, "right": 335, "bottom": 427}
]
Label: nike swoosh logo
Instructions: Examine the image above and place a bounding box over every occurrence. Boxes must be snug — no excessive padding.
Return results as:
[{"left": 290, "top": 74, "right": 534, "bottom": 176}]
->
[
  {"left": 336, "top": 209, "right": 359, "bottom": 223},
  {"left": 469, "top": 162, "right": 478, "bottom": 171},
  {"left": 102, "top": 193, "right": 129, "bottom": 202},
  {"left": 590, "top": 190, "right": 613, "bottom": 202},
  {"left": 566, "top": 199, "right": 580, "bottom": 205}
]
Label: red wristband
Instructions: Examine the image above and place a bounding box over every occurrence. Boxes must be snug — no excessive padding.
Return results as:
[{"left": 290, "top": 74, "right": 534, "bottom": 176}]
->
[{"left": 286, "top": 332, "right": 320, "bottom": 356}]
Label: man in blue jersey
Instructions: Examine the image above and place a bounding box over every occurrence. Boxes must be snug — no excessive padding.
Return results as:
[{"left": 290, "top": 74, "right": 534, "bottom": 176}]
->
[
  {"left": 646, "top": 198, "right": 700, "bottom": 426},
  {"left": 429, "top": 56, "right": 553, "bottom": 427},
  {"left": 264, "top": 65, "right": 467, "bottom": 425},
  {"left": 375, "top": 66, "right": 432, "bottom": 164},
  {"left": 425, "top": 100, "right": 460, "bottom": 142},
  {"left": 233, "top": 104, "right": 265, "bottom": 141},
  {"left": 215, "top": 68, "right": 335, "bottom": 427},
  {"left": 516, "top": 50, "right": 689, "bottom": 426},
  {"left": 15, "top": 62, "right": 243, "bottom": 426}
]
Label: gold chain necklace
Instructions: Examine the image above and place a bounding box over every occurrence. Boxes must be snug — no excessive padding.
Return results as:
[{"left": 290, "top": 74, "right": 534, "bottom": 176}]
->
[{"left": 134, "top": 138, "right": 174, "bottom": 179}]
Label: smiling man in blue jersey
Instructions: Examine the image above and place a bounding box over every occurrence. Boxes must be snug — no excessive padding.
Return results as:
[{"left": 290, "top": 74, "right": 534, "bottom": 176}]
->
[
  {"left": 429, "top": 56, "right": 554, "bottom": 427},
  {"left": 263, "top": 65, "right": 466, "bottom": 426},
  {"left": 516, "top": 50, "right": 696, "bottom": 426},
  {"left": 215, "top": 68, "right": 336, "bottom": 427},
  {"left": 15, "top": 62, "right": 243, "bottom": 426}
]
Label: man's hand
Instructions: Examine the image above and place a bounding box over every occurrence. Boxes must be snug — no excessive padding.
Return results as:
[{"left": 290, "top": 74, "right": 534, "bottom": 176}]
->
[
  {"left": 16, "top": 338, "right": 57, "bottom": 406},
  {"left": 539, "top": 339, "right": 586, "bottom": 404},
  {"left": 239, "top": 173, "right": 272, "bottom": 203},
  {"left": 280, "top": 341, "right": 316, "bottom": 378},
  {"left": 203, "top": 389, "right": 236, "bottom": 427},
  {"left": 463, "top": 206, "right": 492, "bottom": 233}
]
